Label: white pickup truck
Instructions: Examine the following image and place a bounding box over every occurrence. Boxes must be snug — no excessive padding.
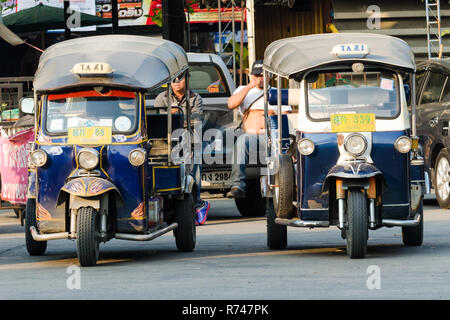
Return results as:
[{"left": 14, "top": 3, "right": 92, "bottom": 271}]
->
[{"left": 147, "top": 53, "right": 266, "bottom": 217}]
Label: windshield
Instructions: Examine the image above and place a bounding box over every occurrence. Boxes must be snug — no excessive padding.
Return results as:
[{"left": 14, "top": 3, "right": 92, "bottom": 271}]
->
[
  {"left": 45, "top": 90, "right": 138, "bottom": 134},
  {"left": 307, "top": 71, "right": 399, "bottom": 120}
]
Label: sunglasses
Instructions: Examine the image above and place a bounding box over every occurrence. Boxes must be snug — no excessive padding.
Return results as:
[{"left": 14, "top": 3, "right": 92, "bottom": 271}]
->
[{"left": 172, "top": 72, "right": 186, "bottom": 83}]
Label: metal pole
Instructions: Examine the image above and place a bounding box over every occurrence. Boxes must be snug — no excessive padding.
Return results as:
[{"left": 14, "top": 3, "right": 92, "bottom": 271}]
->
[
  {"left": 240, "top": 1, "right": 244, "bottom": 86},
  {"left": 64, "top": 0, "right": 71, "bottom": 40},
  {"left": 218, "top": 0, "right": 222, "bottom": 57},
  {"left": 232, "top": 0, "right": 236, "bottom": 84},
  {"left": 263, "top": 69, "right": 269, "bottom": 158},
  {"left": 277, "top": 76, "right": 282, "bottom": 153},
  {"left": 411, "top": 72, "right": 417, "bottom": 138},
  {"left": 246, "top": 0, "right": 255, "bottom": 68},
  {"left": 111, "top": 0, "right": 119, "bottom": 33},
  {"left": 186, "top": 0, "right": 191, "bottom": 52}
]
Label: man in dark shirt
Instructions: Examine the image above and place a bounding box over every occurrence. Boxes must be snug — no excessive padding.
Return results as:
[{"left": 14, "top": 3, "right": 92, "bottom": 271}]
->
[{"left": 154, "top": 71, "right": 209, "bottom": 225}]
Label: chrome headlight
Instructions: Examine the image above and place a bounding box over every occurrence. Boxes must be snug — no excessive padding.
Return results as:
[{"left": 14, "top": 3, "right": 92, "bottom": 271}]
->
[
  {"left": 394, "top": 136, "right": 412, "bottom": 153},
  {"left": 78, "top": 148, "right": 99, "bottom": 170},
  {"left": 128, "top": 148, "right": 146, "bottom": 166},
  {"left": 297, "top": 138, "right": 315, "bottom": 156},
  {"left": 344, "top": 134, "right": 367, "bottom": 157},
  {"left": 30, "top": 150, "right": 47, "bottom": 167}
]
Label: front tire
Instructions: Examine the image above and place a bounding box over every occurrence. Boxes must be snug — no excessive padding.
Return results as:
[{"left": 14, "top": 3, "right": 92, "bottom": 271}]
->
[
  {"left": 434, "top": 149, "right": 450, "bottom": 208},
  {"left": 234, "top": 181, "right": 266, "bottom": 217},
  {"left": 273, "top": 154, "right": 295, "bottom": 219},
  {"left": 174, "top": 193, "right": 196, "bottom": 252},
  {"left": 266, "top": 198, "right": 287, "bottom": 250},
  {"left": 346, "top": 190, "right": 368, "bottom": 259},
  {"left": 76, "top": 207, "right": 100, "bottom": 267},
  {"left": 402, "top": 202, "right": 424, "bottom": 246},
  {"left": 25, "top": 199, "right": 47, "bottom": 256}
]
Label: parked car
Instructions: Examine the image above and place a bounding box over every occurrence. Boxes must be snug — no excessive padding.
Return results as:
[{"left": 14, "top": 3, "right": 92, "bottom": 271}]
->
[
  {"left": 416, "top": 59, "right": 450, "bottom": 208},
  {"left": 147, "top": 53, "right": 266, "bottom": 217}
]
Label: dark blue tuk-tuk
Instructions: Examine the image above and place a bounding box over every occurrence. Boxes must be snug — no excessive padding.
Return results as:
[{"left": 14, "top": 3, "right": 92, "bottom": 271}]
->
[
  {"left": 262, "top": 33, "right": 425, "bottom": 258},
  {"left": 21, "top": 35, "right": 197, "bottom": 266}
]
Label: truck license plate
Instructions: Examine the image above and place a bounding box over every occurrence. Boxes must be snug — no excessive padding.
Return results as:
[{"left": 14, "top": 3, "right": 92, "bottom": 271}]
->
[{"left": 202, "top": 171, "right": 231, "bottom": 184}]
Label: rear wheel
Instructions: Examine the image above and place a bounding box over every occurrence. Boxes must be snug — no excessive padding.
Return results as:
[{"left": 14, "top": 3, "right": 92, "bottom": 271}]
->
[
  {"left": 266, "top": 198, "right": 287, "bottom": 250},
  {"left": 174, "top": 193, "right": 196, "bottom": 252},
  {"left": 76, "top": 207, "right": 100, "bottom": 267},
  {"left": 402, "top": 202, "right": 424, "bottom": 246},
  {"left": 234, "top": 181, "right": 266, "bottom": 217},
  {"left": 434, "top": 149, "right": 450, "bottom": 208},
  {"left": 25, "top": 199, "right": 47, "bottom": 256},
  {"left": 346, "top": 190, "right": 368, "bottom": 259}
]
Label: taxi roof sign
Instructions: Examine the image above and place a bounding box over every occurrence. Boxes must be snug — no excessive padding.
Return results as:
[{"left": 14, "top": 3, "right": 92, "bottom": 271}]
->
[
  {"left": 331, "top": 44, "right": 370, "bottom": 58},
  {"left": 71, "top": 63, "right": 114, "bottom": 76}
]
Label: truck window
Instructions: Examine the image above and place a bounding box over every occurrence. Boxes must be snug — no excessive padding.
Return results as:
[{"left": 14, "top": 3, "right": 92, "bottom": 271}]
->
[
  {"left": 188, "top": 64, "right": 230, "bottom": 97},
  {"left": 420, "top": 72, "right": 447, "bottom": 104}
]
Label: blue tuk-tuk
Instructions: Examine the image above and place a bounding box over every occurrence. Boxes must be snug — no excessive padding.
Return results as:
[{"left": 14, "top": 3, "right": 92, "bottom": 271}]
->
[
  {"left": 262, "top": 33, "right": 425, "bottom": 258},
  {"left": 21, "top": 35, "right": 197, "bottom": 266}
]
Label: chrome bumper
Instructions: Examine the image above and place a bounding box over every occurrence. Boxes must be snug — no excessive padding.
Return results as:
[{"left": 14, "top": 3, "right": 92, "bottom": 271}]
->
[{"left": 275, "top": 218, "right": 329, "bottom": 228}]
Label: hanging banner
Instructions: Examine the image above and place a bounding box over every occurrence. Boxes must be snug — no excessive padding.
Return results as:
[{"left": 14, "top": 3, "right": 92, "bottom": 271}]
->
[{"left": 0, "top": 127, "right": 33, "bottom": 205}]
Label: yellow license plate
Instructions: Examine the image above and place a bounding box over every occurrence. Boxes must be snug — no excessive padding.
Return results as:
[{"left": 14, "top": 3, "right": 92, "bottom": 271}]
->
[
  {"left": 68, "top": 127, "right": 112, "bottom": 145},
  {"left": 331, "top": 113, "right": 375, "bottom": 133}
]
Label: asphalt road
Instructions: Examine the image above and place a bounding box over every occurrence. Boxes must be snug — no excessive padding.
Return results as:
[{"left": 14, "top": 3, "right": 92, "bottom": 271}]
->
[{"left": 0, "top": 196, "right": 449, "bottom": 300}]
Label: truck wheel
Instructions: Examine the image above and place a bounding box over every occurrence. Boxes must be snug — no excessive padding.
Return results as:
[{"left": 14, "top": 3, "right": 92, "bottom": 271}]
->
[
  {"left": 266, "top": 198, "right": 287, "bottom": 250},
  {"left": 76, "top": 207, "right": 100, "bottom": 267},
  {"left": 402, "top": 202, "right": 424, "bottom": 246},
  {"left": 234, "top": 181, "right": 266, "bottom": 217},
  {"left": 25, "top": 199, "right": 47, "bottom": 256},
  {"left": 434, "top": 149, "right": 450, "bottom": 208},
  {"left": 346, "top": 190, "right": 368, "bottom": 259},
  {"left": 174, "top": 193, "right": 196, "bottom": 252},
  {"left": 273, "top": 154, "right": 295, "bottom": 219}
]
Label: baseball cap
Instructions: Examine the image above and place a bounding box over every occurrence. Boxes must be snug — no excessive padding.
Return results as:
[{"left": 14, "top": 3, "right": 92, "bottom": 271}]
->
[{"left": 250, "top": 60, "right": 263, "bottom": 75}]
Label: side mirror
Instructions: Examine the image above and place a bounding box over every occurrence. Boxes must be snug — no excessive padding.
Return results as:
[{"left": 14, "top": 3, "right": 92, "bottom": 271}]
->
[
  {"left": 404, "top": 84, "right": 411, "bottom": 105},
  {"left": 19, "top": 98, "right": 34, "bottom": 115}
]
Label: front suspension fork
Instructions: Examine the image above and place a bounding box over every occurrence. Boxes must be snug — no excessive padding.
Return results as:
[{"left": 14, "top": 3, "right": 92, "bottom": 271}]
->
[{"left": 336, "top": 177, "right": 377, "bottom": 229}]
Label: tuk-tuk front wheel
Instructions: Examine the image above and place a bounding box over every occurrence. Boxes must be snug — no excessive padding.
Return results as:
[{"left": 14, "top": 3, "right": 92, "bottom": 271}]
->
[
  {"left": 266, "top": 198, "right": 287, "bottom": 250},
  {"left": 174, "top": 193, "right": 196, "bottom": 252},
  {"left": 345, "top": 190, "right": 368, "bottom": 259},
  {"left": 25, "top": 199, "right": 47, "bottom": 256},
  {"left": 76, "top": 207, "right": 100, "bottom": 267}
]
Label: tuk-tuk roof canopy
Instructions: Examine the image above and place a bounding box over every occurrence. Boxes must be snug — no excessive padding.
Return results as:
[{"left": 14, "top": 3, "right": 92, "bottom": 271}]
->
[
  {"left": 34, "top": 35, "right": 188, "bottom": 92},
  {"left": 263, "top": 33, "right": 416, "bottom": 78}
]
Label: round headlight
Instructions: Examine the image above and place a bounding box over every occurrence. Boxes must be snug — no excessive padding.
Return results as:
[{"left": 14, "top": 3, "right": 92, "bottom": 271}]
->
[
  {"left": 30, "top": 150, "right": 47, "bottom": 167},
  {"left": 344, "top": 134, "right": 367, "bottom": 156},
  {"left": 394, "top": 136, "right": 412, "bottom": 153},
  {"left": 297, "top": 138, "right": 315, "bottom": 156},
  {"left": 78, "top": 149, "right": 99, "bottom": 170},
  {"left": 128, "top": 148, "right": 146, "bottom": 166}
]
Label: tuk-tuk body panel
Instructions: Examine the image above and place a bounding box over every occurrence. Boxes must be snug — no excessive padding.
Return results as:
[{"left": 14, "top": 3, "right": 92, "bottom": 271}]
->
[
  {"left": 149, "top": 165, "right": 182, "bottom": 194},
  {"left": 106, "top": 144, "right": 147, "bottom": 233},
  {"left": 297, "top": 132, "right": 339, "bottom": 215},
  {"left": 36, "top": 145, "right": 76, "bottom": 233},
  {"left": 296, "top": 130, "right": 411, "bottom": 221}
]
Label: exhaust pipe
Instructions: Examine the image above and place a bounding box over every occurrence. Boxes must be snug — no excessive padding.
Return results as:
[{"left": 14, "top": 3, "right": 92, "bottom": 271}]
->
[{"left": 115, "top": 222, "right": 178, "bottom": 241}]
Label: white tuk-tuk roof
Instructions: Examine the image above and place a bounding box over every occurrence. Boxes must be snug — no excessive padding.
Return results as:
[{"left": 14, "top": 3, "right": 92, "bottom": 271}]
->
[
  {"left": 34, "top": 35, "right": 188, "bottom": 92},
  {"left": 263, "top": 33, "right": 415, "bottom": 78}
]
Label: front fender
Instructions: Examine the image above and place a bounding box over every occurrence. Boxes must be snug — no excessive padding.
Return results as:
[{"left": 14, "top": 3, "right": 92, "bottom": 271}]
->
[
  {"left": 322, "top": 162, "right": 387, "bottom": 193},
  {"left": 58, "top": 177, "right": 122, "bottom": 204}
]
